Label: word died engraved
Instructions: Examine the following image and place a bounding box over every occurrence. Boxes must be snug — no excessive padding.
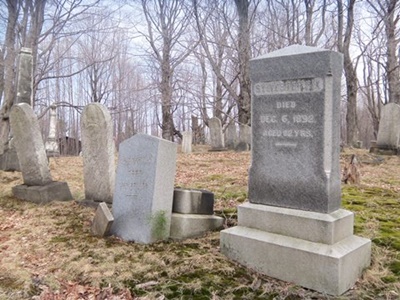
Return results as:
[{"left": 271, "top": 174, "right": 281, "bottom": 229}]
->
[{"left": 254, "top": 78, "right": 323, "bottom": 96}]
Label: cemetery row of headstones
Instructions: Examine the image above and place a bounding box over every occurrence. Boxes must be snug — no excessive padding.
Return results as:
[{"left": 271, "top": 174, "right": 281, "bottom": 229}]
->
[
  {"left": 6, "top": 45, "right": 373, "bottom": 296},
  {"left": 8, "top": 101, "right": 224, "bottom": 243}
]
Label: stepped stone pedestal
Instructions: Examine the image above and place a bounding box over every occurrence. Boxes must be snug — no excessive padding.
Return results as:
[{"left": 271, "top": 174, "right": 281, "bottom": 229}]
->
[{"left": 221, "top": 203, "right": 371, "bottom": 295}]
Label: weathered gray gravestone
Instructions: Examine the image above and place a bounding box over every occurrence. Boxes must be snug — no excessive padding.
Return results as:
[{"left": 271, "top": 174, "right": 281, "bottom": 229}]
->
[
  {"left": 81, "top": 103, "right": 115, "bottom": 205},
  {"left": 236, "top": 124, "right": 251, "bottom": 151},
  {"left": 45, "top": 105, "right": 60, "bottom": 157},
  {"left": 208, "top": 117, "right": 225, "bottom": 151},
  {"left": 10, "top": 103, "right": 72, "bottom": 203},
  {"left": 111, "top": 133, "right": 177, "bottom": 244},
  {"left": 220, "top": 45, "right": 371, "bottom": 296},
  {"left": 376, "top": 103, "right": 400, "bottom": 152},
  {"left": 91, "top": 202, "right": 114, "bottom": 237},
  {"left": 181, "top": 131, "right": 192, "bottom": 154},
  {"left": 224, "top": 122, "right": 238, "bottom": 150}
]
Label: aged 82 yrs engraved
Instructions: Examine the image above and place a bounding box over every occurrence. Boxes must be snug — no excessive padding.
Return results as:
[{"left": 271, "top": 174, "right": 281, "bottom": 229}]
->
[{"left": 254, "top": 78, "right": 323, "bottom": 96}]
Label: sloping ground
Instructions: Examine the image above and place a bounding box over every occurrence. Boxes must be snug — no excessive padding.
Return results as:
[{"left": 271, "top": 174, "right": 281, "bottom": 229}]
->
[{"left": 0, "top": 148, "right": 399, "bottom": 299}]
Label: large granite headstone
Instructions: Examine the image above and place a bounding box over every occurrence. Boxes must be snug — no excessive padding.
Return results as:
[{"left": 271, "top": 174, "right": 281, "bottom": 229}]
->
[
  {"left": 45, "top": 105, "right": 60, "bottom": 157},
  {"left": 220, "top": 45, "right": 371, "bottom": 296},
  {"left": 376, "top": 103, "right": 400, "bottom": 152},
  {"left": 10, "top": 103, "right": 72, "bottom": 203},
  {"left": 81, "top": 103, "right": 115, "bottom": 204},
  {"left": 111, "top": 134, "right": 177, "bottom": 244},
  {"left": 208, "top": 117, "right": 225, "bottom": 151}
]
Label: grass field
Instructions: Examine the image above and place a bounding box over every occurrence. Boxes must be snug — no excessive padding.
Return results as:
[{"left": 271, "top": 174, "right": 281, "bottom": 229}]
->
[{"left": 0, "top": 147, "right": 399, "bottom": 299}]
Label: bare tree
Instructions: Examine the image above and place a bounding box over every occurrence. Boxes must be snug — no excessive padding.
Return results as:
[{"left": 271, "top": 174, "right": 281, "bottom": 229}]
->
[
  {"left": 235, "top": 0, "right": 252, "bottom": 125},
  {"left": 337, "top": 0, "right": 358, "bottom": 145},
  {"left": 137, "top": 0, "right": 197, "bottom": 141},
  {"left": 367, "top": 0, "right": 400, "bottom": 105}
]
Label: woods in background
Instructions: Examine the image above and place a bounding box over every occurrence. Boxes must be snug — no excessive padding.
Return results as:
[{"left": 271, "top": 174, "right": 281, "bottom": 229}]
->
[{"left": 0, "top": 0, "right": 399, "bottom": 148}]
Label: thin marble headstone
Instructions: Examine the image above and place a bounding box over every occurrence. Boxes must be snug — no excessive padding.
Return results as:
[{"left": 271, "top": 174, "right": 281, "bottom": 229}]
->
[
  {"left": 376, "top": 103, "right": 400, "bottom": 150},
  {"left": 81, "top": 103, "right": 115, "bottom": 204},
  {"left": 181, "top": 131, "right": 192, "bottom": 153},
  {"left": 10, "top": 103, "right": 52, "bottom": 186},
  {"left": 209, "top": 117, "right": 225, "bottom": 150}
]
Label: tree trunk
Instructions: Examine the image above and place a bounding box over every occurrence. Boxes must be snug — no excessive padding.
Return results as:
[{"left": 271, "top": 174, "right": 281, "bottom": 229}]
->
[
  {"left": 234, "top": 0, "right": 251, "bottom": 125},
  {"left": 385, "top": 0, "right": 400, "bottom": 104},
  {"left": 337, "top": 0, "right": 358, "bottom": 146},
  {"left": 0, "top": 0, "right": 19, "bottom": 153}
]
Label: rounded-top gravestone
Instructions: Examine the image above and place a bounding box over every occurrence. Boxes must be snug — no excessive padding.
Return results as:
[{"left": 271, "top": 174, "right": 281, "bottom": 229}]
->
[{"left": 81, "top": 103, "right": 115, "bottom": 204}]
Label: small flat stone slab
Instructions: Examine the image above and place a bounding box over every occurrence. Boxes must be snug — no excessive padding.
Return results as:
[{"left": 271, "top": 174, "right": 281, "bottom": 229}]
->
[
  {"left": 91, "top": 202, "right": 114, "bottom": 237},
  {"left": 12, "top": 181, "right": 73, "bottom": 203},
  {"left": 170, "top": 213, "right": 224, "bottom": 240},
  {"left": 173, "top": 188, "right": 214, "bottom": 215}
]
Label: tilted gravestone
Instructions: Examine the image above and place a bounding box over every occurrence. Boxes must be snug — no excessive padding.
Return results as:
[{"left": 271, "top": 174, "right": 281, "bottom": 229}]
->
[
  {"left": 45, "top": 105, "right": 60, "bottom": 157},
  {"left": 208, "top": 117, "right": 225, "bottom": 151},
  {"left": 81, "top": 103, "right": 115, "bottom": 205},
  {"left": 224, "top": 122, "right": 238, "bottom": 150},
  {"left": 111, "top": 133, "right": 177, "bottom": 244},
  {"left": 220, "top": 45, "right": 371, "bottom": 296},
  {"left": 376, "top": 103, "right": 400, "bottom": 152},
  {"left": 181, "top": 131, "right": 192, "bottom": 154},
  {"left": 10, "top": 103, "right": 72, "bottom": 203},
  {"left": 91, "top": 202, "right": 114, "bottom": 237}
]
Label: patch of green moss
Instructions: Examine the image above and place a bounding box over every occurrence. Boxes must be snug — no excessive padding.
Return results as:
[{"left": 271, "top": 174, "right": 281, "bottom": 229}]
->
[
  {"left": 389, "top": 260, "right": 400, "bottom": 275},
  {"left": 342, "top": 185, "right": 400, "bottom": 252},
  {"left": 381, "top": 275, "right": 397, "bottom": 283},
  {"left": 50, "top": 236, "right": 69, "bottom": 243},
  {"left": 206, "top": 174, "right": 224, "bottom": 181},
  {"left": 150, "top": 210, "right": 168, "bottom": 240}
]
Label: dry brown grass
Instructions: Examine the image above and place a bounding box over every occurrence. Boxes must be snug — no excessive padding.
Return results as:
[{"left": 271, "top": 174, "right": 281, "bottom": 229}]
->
[{"left": 0, "top": 146, "right": 399, "bottom": 299}]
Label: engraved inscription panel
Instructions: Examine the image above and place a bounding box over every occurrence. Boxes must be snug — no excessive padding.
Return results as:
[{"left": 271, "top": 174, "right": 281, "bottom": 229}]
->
[{"left": 255, "top": 78, "right": 323, "bottom": 149}]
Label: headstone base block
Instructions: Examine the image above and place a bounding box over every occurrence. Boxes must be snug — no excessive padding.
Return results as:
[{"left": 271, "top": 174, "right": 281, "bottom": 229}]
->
[
  {"left": 221, "top": 226, "right": 370, "bottom": 296},
  {"left": 239, "top": 202, "right": 354, "bottom": 244},
  {"left": 173, "top": 188, "right": 214, "bottom": 215},
  {"left": 369, "top": 147, "right": 398, "bottom": 156},
  {"left": 12, "top": 181, "right": 73, "bottom": 203},
  {"left": 221, "top": 204, "right": 371, "bottom": 295},
  {"left": 170, "top": 213, "right": 224, "bottom": 240}
]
